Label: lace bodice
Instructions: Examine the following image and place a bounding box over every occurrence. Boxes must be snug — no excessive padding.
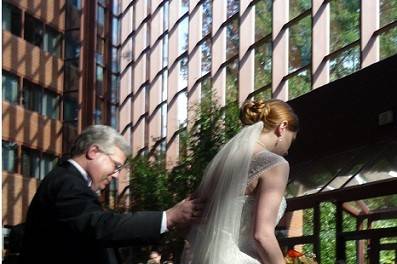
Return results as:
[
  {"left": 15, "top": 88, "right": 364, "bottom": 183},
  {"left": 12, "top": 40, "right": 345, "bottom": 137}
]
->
[{"left": 238, "top": 150, "right": 288, "bottom": 261}]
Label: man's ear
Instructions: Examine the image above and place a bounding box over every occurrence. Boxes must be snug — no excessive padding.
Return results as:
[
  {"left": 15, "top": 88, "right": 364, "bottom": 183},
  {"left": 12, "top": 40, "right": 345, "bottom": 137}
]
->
[
  {"left": 86, "top": 145, "right": 100, "bottom": 160},
  {"left": 276, "top": 121, "right": 288, "bottom": 137}
]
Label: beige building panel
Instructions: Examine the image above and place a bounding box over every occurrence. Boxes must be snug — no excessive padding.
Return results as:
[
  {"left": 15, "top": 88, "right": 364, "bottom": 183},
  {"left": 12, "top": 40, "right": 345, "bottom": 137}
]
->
[
  {"left": 121, "top": 4, "right": 133, "bottom": 44},
  {"left": 121, "top": 0, "right": 133, "bottom": 11},
  {"left": 361, "top": 0, "right": 379, "bottom": 68},
  {"left": 120, "top": 38, "right": 133, "bottom": 71},
  {"left": 132, "top": 90, "right": 146, "bottom": 154},
  {"left": 8, "top": 0, "right": 65, "bottom": 31},
  {"left": 2, "top": 102, "right": 63, "bottom": 155},
  {"left": 239, "top": 0, "right": 255, "bottom": 104},
  {"left": 2, "top": 172, "right": 39, "bottom": 225},
  {"left": 312, "top": 0, "right": 330, "bottom": 88},
  {"left": 272, "top": 0, "right": 288, "bottom": 100},
  {"left": 2, "top": 32, "right": 64, "bottom": 93},
  {"left": 134, "top": 0, "right": 148, "bottom": 28}
]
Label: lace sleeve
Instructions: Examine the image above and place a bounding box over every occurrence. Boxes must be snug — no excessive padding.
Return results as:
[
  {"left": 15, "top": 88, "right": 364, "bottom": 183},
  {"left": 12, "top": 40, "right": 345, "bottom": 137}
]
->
[{"left": 248, "top": 150, "right": 288, "bottom": 184}]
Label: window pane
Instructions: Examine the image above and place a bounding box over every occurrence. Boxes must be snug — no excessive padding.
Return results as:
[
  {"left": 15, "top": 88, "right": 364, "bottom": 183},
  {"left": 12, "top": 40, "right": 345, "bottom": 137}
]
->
[
  {"left": 181, "top": 0, "right": 189, "bottom": 16},
  {"left": 44, "top": 27, "right": 62, "bottom": 57},
  {"left": 42, "top": 90, "right": 60, "bottom": 119},
  {"left": 289, "top": 15, "right": 311, "bottom": 72},
  {"left": 96, "top": 38, "right": 105, "bottom": 65},
  {"left": 288, "top": 69, "right": 311, "bottom": 100},
  {"left": 380, "top": 0, "right": 397, "bottom": 28},
  {"left": 63, "top": 95, "right": 78, "bottom": 125},
  {"left": 226, "top": 19, "right": 239, "bottom": 60},
  {"left": 40, "top": 153, "right": 57, "bottom": 180},
  {"left": 64, "top": 62, "right": 80, "bottom": 91},
  {"left": 177, "top": 92, "right": 187, "bottom": 127},
  {"left": 330, "top": 46, "right": 360, "bottom": 82},
  {"left": 112, "top": 47, "right": 120, "bottom": 73},
  {"left": 112, "top": 0, "right": 120, "bottom": 15},
  {"left": 290, "top": 0, "right": 311, "bottom": 21},
  {"left": 110, "top": 104, "right": 118, "bottom": 128},
  {"left": 227, "top": 0, "right": 239, "bottom": 18},
  {"left": 97, "top": 5, "right": 105, "bottom": 35},
  {"left": 96, "top": 65, "right": 104, "bottom": 96},
  {"left": 178, "top": 17, "right": 189, "bottom": 55},
  {"left": 2, "top": 141, "right": 17, "bottom": 173},
  {"left": 2, "top": 2, "right": 21, "bottom": 36},
  {"left": 24, "top": 14, "right": 44, "bottom": 48},
  {"left": 201, "top": 77, "right": 211, "bottom": 103},
  {"left": 255, "top": 0, "right": 272, "bottom": 41},
  {"left": 202, "top": 0, "right": 212, "bottom": 37},
  {"left": 253, "top": 86, "right": 272, "bottom": 101},
  {"left": 163, "top": 34, "right": 169, "bottom": 67},
  {"left": 112, "top": 17, "right": 120, "bottom": 46},
  {"left": 163, "top": 2, "right": 169, "bottom": 31},
  {"left": 226, "top": 59, "right": 239, "bottom": 104},
  {"left": 94, "top": 99, "right": 105, "bottom": 124},
  {"left": 68, "top": 0, "right": 82, "bottom": 9},
  {"left": 255, "top": 41, "right": 272, "bottom": 89},
  {"left": 23, "top": 82, "right": 42, "bottom": 113},
  {"left": 201, "top": 40, "right": 211, "bottom": 75},
  {"left": 179, "top": 57, "right": 188, "bottom": 90},
  {"left": 111, "top": 75, "right": 120, "bottom": 103},
  {"left": 22, "top": 148, "right": 41, "bottom": 178},
  {"left": 380, "top": 26, "right": 397, "bottom": 60},
  {"left": 2, "top": 71, "right": 19, "bottom": 104},
  {"left": 330, "top": 1, "right": 360, "bottom": 52},
  {"left": 65, "top": 30, "right": 81, "bottom": 62}
]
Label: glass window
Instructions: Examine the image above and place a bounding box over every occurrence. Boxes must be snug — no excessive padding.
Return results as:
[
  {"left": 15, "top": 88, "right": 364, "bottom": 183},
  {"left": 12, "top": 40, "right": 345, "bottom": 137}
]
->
[
  {"left": 255, "top": 0, "right": 272, "bottom": 41},
  {"left": 177, "top": 91, "right": 188, "bottom": 127},
  {"left": 288, "top": 69, "right": 311, "bottom": 100},
  {"left": 227, "top": 0, "right": 239, "bottom": 18},
  {"left": 68, "top": 0, "right": 82, "bottom": 10},
  {"left": 254, "top": 41, "right": 272, "bottom": 89},
  {"left": 42, "top": 90, "right": 60, "bottom": 119},
  {"left": 289, "top": 15, "right": 311, "bottom": 72},
  {"left": 226, "top": 59, "right": 239, "bottom": 104},
  {"left": 96, "top": 65, "right": 104, "bottom": 96},
  {"left": 162, "top": 35, "right": 169, "bottom": 67},
  {"left": 96, "top": 38, "right": 105, "bottom": 65},
  {"left": 226, "top": 19, "right": 239, "bottom": 60},
  {"left": 112, "top": 0, "right": 120, "bottom": 15},
  {"left": 380, "top": 0, "right": 397, "bottom": 28},
  {"left": 63, "top": 95, "right": 78, "bottom": 125},
  {"left": 330, "top": 0, "right": 360, "bottom": 52},
  {"left": 111, "top": 74, "right": 120, "bottom": 103},
  {"left": 178, "top": 17, "right": 189, "bottom": 55},
  {"left": 64, "top": 62, "right": 80, "bottom": 91},
  {"left": 110, "top": 104, "right": 118, "bottom": 128},
  {"left": 44, "top": 26, "right": 62, "bottom": 57},
  {"left": 95, "top": 99, "right": 105, "bottom": 124},
  {"left": 163, "top": 2, "right": 169, "bottom": 31},
  {"left": 330, "top": 45, "right": 360, "bottom": 82},
  {"left": 289, "top": 0, "right": 311, "bottom": 21},
  {"left": 2, "top": 71, "right": 19, "bottom": 104},
  {"left": 202, "top": 0, "right": 212, "bottom": 37},
  {"left": 2, "top": 2, "right": 21, "bottom": 36},
  {"left": 201, "top": 40, "right": 211, "bottom": 75},
  {"left": 181, "top": 0, "right": 189, "bottom": 16},
  {"left": 179, "top": 57, "right": 188, "bottom": 90},
  {"left": 380, "top": 26, "right": 397, "bottom": 60},
  {"left": 23, "top": 82, "right": 42, "bottom": 113},
  {"left": 65, "top": 30, "right": 81, "bottom": 62},
  {"left": 253, "top": 86, "right": 272, "bottom": 101},
  {"left": 24, "top": 14, "right": 44, "bottom": 48},
  {"left": 112, "top": 17, "right": 120, "bottom": 46},
  {"left": 111, "top": 47, "right": 120, "bottom": 73},
  {"left": 97, "top": 5, "right": 105, "bottom": 35},
  {"left": 40, "top": 153, "right": 57, "bottom": 180},
  {"left": 22, "top": 148, "right": 41, "bottom": 178},
  {"left": 2, "top": 141, "right": 17, "bottom": 173}
]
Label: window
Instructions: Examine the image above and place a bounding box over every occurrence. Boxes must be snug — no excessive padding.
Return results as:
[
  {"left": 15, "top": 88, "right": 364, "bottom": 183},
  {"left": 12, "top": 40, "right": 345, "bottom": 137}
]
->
[
  {"left": 63, "top": 95, "right": 78, "bottom": 125},
  {"left": 22, "top": 148, "right": 56, "bottom": 180},
  {"left": 24, "top": 14, "right": 44, "bottom": 48},
  {"left": 23, "top": 81, "right": 60, "bottom": 119},
  {"left": 226, "top": 18, "right": 239, "bottom": 60},
  {"left": 2, "top": 2, "right": 21, "bottom": 36},
  {"left": 2, "top": 71, "right": 19, "bottom": 104},
  {"left": 97, "top": 5, "right": 105, "bottom": 35},
  {"left": 96, "top": 65, "right": 104, "bottom": 96},
  {"left": 255, "top": 0, "right": 272, "bottom": 41},
  {"left": 202, "top": 0, "right": 212, "bottom": 37},
  {"left": 2, "top": 141, "right": 17, "bottom": 173},
  {"left": 254, "top": 40, "right": 272, "bottom": 90},
  {"left": 22, "top": 148, "right": 41, "bottom": 178},
  {"left": 44, "top": 26, "right": 62, "bottom": 57}
]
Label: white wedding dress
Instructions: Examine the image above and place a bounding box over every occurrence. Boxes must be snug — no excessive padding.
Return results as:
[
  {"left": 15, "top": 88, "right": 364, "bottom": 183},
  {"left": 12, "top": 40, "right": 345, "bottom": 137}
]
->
[{"left": 182, "top": 146, "right": 288, "bottom": 264}]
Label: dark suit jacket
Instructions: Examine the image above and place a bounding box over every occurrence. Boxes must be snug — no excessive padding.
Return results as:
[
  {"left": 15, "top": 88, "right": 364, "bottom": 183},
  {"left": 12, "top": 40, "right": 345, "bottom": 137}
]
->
[{"left": 19, "top": 161, "right": 163, "bottom": 264}]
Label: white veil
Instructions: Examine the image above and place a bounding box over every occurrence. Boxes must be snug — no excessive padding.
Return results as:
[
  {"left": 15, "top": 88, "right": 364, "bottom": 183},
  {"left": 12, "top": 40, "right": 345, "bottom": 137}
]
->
[{"left": 181, "top": 122, "right": 264, "bottom": 264}]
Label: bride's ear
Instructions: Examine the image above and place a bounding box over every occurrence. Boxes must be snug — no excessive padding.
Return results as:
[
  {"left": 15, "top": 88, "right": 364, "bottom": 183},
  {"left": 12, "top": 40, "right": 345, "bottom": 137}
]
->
[{"left": 275, "top": 121, "right": 288, "bottom": 137}]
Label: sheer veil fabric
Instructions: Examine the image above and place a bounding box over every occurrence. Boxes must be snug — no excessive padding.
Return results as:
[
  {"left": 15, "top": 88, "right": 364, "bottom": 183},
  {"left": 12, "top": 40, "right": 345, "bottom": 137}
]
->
[{"left": 180, "top": 122, "right": 264, "bottom": 264}]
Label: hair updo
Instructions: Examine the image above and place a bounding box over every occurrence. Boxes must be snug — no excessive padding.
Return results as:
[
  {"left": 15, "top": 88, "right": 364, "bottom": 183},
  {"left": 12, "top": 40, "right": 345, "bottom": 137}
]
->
[{"left": 240, "top": 99, "right": 299, "bottom": 132}]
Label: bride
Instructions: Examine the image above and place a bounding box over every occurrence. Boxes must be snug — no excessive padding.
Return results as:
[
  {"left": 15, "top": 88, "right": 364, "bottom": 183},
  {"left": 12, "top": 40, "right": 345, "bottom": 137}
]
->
[{"left": 180, "top": 99, "right": 299, "bottom": 264}]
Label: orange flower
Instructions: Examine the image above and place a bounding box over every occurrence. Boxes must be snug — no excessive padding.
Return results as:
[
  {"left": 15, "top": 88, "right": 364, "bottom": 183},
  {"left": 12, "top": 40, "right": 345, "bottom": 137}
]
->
[{"left": 287, "top": 249, "right": 304, "bottom": 258}]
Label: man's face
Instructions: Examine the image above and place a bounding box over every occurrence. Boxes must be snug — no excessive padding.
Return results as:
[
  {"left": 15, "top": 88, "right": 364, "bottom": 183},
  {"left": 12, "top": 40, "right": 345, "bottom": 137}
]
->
[
  {"left": 149, "top": 252, "right": 161, "bottom": 264},
  {"left": 86, "top": 146, "right": 127, "bottom": 191}
]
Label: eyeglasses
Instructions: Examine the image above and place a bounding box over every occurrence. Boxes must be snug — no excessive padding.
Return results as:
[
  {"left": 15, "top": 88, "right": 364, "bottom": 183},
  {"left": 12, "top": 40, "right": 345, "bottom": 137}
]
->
[{"left": 104, "top": 153, "right": 125, "bottom": 174}]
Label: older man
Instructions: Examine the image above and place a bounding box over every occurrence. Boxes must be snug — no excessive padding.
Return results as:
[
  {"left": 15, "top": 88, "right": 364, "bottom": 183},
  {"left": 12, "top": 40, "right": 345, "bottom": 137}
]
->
[{"left": 20, "top": 125, "right": 202, "bottom": 264}]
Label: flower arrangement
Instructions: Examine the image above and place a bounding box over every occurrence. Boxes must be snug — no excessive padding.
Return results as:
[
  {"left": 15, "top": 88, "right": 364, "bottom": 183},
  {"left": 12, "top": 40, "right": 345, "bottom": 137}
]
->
[{"left": 285, "top": 249, "right": 318, "bottom": 264}]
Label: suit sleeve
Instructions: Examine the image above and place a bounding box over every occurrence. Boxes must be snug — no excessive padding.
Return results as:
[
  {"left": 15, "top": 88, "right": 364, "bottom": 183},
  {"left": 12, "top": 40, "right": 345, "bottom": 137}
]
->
[{"left": 52, "top": 175, "right": 163, "bottom": 247}]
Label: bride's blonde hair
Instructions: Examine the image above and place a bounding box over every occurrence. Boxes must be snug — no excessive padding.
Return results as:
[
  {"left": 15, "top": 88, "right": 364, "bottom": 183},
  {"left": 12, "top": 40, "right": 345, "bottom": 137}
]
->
[{"left": 240, "top": 99, "right": 299, "bottom": 132}]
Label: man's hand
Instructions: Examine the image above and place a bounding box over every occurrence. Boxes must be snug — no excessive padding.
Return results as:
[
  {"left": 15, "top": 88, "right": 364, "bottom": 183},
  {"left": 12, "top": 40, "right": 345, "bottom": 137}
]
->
[{"left": 165, "top": 196, "right": 205, "bottom": 230}]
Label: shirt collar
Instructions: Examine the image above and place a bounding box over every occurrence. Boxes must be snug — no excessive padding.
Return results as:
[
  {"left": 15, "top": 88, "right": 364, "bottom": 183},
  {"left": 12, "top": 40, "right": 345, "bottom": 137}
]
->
[{"left": 67, "top": 159, "right": 92, "bottom": 187}]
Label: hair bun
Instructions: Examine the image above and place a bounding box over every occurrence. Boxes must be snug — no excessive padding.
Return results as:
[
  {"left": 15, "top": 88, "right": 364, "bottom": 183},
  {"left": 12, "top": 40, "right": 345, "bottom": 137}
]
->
[{"left": 240, "top": 100, "right": 270, "bottom": 125}]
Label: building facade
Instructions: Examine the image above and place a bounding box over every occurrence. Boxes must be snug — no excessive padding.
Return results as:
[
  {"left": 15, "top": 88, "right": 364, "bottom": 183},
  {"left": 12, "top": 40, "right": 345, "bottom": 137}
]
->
[{"left": 2, "top": 0, "right": 123, "bottom": 231}]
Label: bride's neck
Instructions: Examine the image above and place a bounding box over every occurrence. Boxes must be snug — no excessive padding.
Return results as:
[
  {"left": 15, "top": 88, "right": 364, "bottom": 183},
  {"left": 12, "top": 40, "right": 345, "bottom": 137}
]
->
[{"left": 255, "top": 133, "right": 276, "bottom": 154}]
